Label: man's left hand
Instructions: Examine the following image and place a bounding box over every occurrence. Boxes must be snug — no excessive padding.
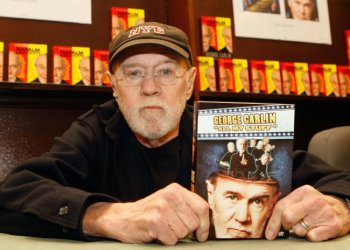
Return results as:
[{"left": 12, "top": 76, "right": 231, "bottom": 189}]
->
[{"left": 265, "top": 185, "right": 350, "bottom": 241}]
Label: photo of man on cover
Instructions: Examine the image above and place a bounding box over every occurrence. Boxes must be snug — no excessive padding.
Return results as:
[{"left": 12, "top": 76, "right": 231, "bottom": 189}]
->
[
  {"left": 201, "top": 137, "right": 287, "bottom": 239},
  {"left": 285, "top": 0, "right": 319, "bottom": 21},
  {"left": 206, "top": 170, "right": 279, "bottom": 238}
]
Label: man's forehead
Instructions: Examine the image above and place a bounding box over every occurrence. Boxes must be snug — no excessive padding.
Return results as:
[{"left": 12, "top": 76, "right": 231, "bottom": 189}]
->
[
  {"left": 216, "top": 177, "right": 277, "bottom": 195},
  {"left": 123, "top": 53, "right": 177, "bottom": 62},
  {"left": 115, "top": 56, "right": 188, "bottom": 74},
  {"left": 112, "top": 45, "right": 186, "bottom": 69}
]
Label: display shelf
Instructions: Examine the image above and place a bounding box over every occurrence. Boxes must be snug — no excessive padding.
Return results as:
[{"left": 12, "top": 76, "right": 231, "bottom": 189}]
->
[{"left": 0, "top": 82, "right": 113, "bottom": 108}]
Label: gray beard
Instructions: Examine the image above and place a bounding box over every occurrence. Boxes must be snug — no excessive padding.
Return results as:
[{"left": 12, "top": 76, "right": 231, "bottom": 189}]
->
[{"left": 118, "top": 97, "right": 186, "bottom": 140}]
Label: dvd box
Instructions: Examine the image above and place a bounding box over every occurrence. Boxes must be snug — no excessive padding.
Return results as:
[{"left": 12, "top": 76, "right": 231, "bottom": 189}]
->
[
  {"left": 0, "top": 42, "right": 3, "bottom": 81},
  {"left": 308, "top": 64, "right": 324, "bottom": 96},
  {"left": 200, "top": 16, "right": 232, "bottom": 58},
  {"left": 309, "top": 64, "right": 338, "bottom": 97},
  {"left": 111, "top": 7, "right": 145, "bottom": 40},
  {"left": 196, "top": 56, "right": 217, "bottom": 92},
  {"left": 280, "top": 62, "right": 310, "bottom": 95},
  {"left": 250, "top": 60, "right": 281, "bottom": 94},
  {"left": 193, "top": 100, "right": 294, "bottom": 239},
  {"left": 93, "top": 50, "right": 110, "bottom": 86},
  {"left": 337, "top": 65, "right": 350, "bottom": 97},
  {"left": 217, "top": 58, "right": 250, "bottom": 93},
  {"left": 8, "top": 42, "right": 47, "bottom": 83},
  {"left": 53, "top": 46, "right": 90, "bottom": 85}
]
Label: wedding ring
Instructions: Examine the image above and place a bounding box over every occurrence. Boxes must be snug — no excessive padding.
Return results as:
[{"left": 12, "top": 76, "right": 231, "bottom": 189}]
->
[{"left": 299, "top": 218, "right": 312, "bottom": 231}]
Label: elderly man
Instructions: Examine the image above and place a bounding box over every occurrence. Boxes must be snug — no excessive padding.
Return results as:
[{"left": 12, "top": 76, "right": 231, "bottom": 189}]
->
[
  {"left": 201, "top": 23, "right": 217, "bottom": 56},
  {"left": 310, "top": 71, "right": 322, "bottom": 96},
  {"left": 8, "top": 51, "right": 22, "bottom": 82},
  {"left": 218, "top": 26, "right": 233, "bottom": 57},
  {"left": 0, "top": 22, "right": 349, "bottom": 246},
  {"left": 329, "top": 72, "right": 340, "bottom": 97},
  {"left": 206, "top": 170, "right": 279, "bottom": 238},
  {"left": 271, "top": 69, "right": 283, "bottom": 94},
  {"left": 239, "top": 67, "right": 251, "bottom": 93},
  {"left": 219, "top": 141, "right": 236, "bottom": 171},
  {"left": 76, "top": 56, "right": 91, "bottom": 86},
  {"left": 301, "top": 70, "right": 312, "bottom": 96},
  {"left": 204, "top": 65, "right": 217, "bottom": 91},
  {"left": 229, "top": 138, "right": 257, "bottom": 179},
  {"left": 251, "top": 68, "right": 264, "bottom": 93},
  {"left": 339, "top": 72, "right": 349, "bottom": 97},
  {"left": 31, "top": 54, "right": 47, "bottom": 84},
  {"left": 111, "top": 15, "right": 126, "bottom": 40},
  {"left": 94, "top": 58, "right": 108, "bottom": 86},
  {"left": 286, "top": 0, "right": 318, "bottom": 21},
  {"left": 53, "top": 54, "right": 69, "bottom": 84},
  {"left": 218, "top": 66, "right": 230, "bottom": 92}
]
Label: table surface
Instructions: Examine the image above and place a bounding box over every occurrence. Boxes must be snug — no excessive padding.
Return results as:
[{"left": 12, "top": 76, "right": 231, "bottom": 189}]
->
[{"left": 1, "top": 233, "right": 349, "bottom": 250}]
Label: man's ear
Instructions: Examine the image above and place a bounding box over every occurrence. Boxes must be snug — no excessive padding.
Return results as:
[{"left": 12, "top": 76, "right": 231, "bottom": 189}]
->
[
  {"left": 206, "top": 180, "right": 214, "bottom": 209},
  {"left": 185, "top": 67, "right": 196, "bottom": 100},
  {"left": 107, "top": 71, "right": 118, "bottom": 99}
]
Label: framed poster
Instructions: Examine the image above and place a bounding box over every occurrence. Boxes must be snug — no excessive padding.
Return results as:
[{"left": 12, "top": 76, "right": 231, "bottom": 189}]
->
[
  {"left": 0, "top": 0, "right": 91, "bottom": 24},
  {"left": 233, "top": 0, "right": 331, "bottom": 44}
]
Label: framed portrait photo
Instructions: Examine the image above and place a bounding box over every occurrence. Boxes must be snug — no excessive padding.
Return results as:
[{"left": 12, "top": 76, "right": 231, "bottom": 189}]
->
[{"left": 233, "top": 0, "right": 331, "bottom": 44}]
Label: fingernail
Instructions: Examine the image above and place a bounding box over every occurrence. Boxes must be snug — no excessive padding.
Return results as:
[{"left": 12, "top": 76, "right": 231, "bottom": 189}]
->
[
  {"left": 197, "top": 230, "right": 208, "bottom": 242},
  {"left": 265, "top": 228, "right": 275, "bottom": 240}
]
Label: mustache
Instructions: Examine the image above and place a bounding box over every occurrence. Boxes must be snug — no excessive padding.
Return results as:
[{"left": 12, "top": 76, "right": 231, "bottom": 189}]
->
[{"left": 137, "top": 100, "right": 167, "bottom": 110}]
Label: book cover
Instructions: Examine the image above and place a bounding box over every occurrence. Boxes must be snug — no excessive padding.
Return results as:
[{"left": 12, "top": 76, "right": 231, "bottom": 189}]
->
[
  {"left": 201, "top": 16, "right": 232, "bottom": 58},
  {"left": 324, "top": 64, "right": 340, "bottom": 97},
  {"left": 8, "top": 42, "right": 47, "bottom": 84},
  {"left": 111, "top": 7, "right": 145, "bottom": 40},
  {"left": 337, "top": 65, "right": 350, "bottom": 97},
  {"left": 217, "top": 58, "right": 250, "bottom": 93},
  {"left": 308, "top": 64, "right": 324, "bottom": 96},
  {"left": 201, "top": 16, "right": 218, "bottom": 58},
  {"left": 280, "top": 62, "right": 310, "bottom": 95},
  {"left": 0, "top": 42, "right": 3, "bottom": 81},
  {"left": 216, "top": 17, "right": 233, "bottom": 58},
  {"left": 53, "top": 46, "right": 90, "bottom": 85},
  {"left": 93, "top": 50, "right": 110, "bottom": 86},
  {"left": 250, "top": 60, "right": 281, "bottom": 94},
  {"left": 193, "top": 100, "right": 294, "bottom": 239},
  {"left": 346, "top": 30, "right": 350, "bottom": 65},
  {"left": 196, "top": 56, "right": 217, "bottom": 92},
  {"left": 309, "top": 64, "right": 338, "bottom": 97}
]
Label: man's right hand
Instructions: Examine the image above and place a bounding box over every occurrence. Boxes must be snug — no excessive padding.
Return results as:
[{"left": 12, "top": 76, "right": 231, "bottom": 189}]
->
[{"left": 82, "top": 183, "right": 210, "bottom": 245}]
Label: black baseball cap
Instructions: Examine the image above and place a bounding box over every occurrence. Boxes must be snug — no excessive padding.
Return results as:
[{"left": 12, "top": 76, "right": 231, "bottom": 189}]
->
[{"left": 109, "top": 22, "right": 193, "bottom": 70}]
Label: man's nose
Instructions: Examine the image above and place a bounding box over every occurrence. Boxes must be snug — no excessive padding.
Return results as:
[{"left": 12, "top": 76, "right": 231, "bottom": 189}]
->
[
  {"left": 234, "top": 200, "right": 250, "bottom": 223},
  {"left": 140, "top": 75, "right": 161, "bottom": 95}
]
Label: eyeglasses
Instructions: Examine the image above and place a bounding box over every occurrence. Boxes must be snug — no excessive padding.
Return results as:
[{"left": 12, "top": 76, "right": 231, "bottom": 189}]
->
[{"left": 115, "top": 63, "right": 188, "bottom": 87}]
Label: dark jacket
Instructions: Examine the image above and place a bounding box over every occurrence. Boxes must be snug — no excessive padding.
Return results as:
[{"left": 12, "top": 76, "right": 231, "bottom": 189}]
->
[
  {"left": 0, "top": 100, "right": 349, "bottom": 240},
  {"left": 0, "top": 100, "right": 193, "bottom": 239}
]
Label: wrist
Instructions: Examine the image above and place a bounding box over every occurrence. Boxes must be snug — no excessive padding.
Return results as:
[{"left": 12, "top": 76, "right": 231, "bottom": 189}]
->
[
  {"left": 328, "top": 195, "right": 350, "bottom": 235},
  {"left": 82, "top": 201, "right": 135, "bottom": 242},
  {"left": 329, "top": 195, "right": 350, "bottom": 210},
  {"left": 82, "top": 201, "right": 112, "bottom": 237}
]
